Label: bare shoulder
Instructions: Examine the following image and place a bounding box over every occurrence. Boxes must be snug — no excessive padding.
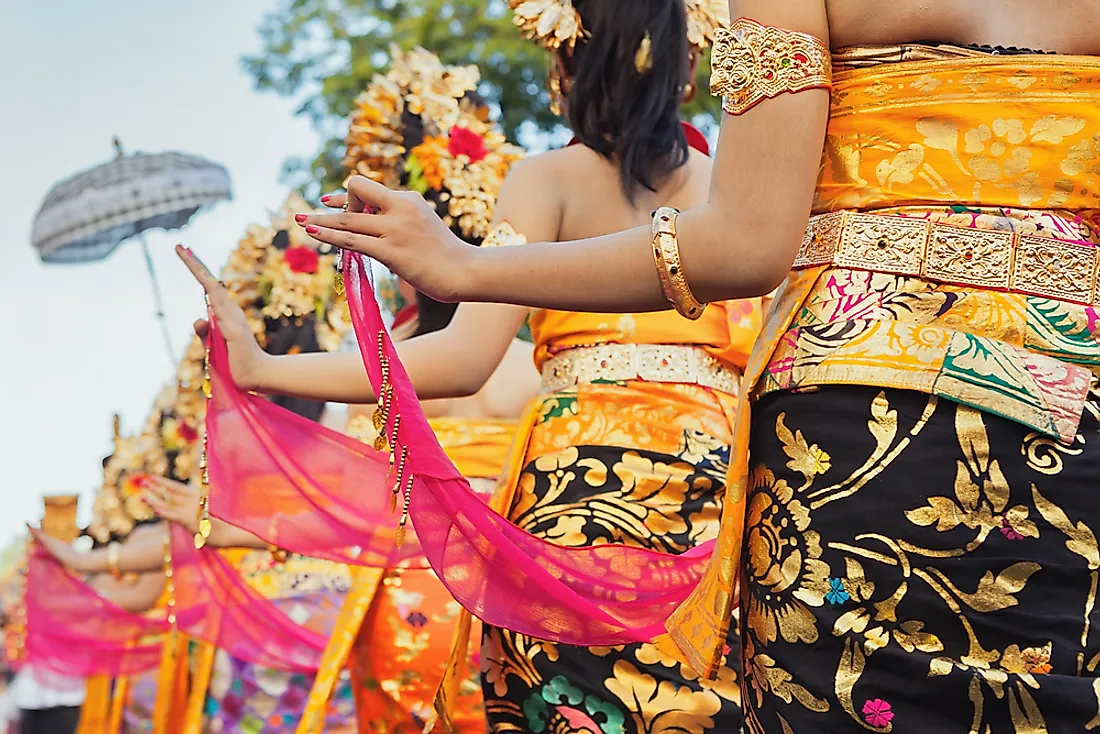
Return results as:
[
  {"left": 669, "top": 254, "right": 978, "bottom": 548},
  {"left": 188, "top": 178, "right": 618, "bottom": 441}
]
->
[
  {"left": 494, "top": 151, "right": 570, "bottom": 243},
  {"left": 498, "top": 151, "right": 567, "bottom": 203}
]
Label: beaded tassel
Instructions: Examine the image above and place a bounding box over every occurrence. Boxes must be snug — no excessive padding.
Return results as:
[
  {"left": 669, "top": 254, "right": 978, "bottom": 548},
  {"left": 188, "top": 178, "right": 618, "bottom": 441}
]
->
[
  {"left": 395, "top": 472, "right": 414, "bottom": 548},
  {"left": 333, "top": 264, "right": 345, "bottom": 298},
  {"left": 371, "top": 329, "right": 415, "bottom": 548},
  {"left": 372, "top": 333, "right": 392, "bottom": 452},
  {"left": 195, "top": 294, "right": 213, "bottom": 550},
  {"left": 163, "top": 535, "right": 176, "bottom": 626},
  {"left": 390, "top": 443, "right": 408, "bottom": 514}
]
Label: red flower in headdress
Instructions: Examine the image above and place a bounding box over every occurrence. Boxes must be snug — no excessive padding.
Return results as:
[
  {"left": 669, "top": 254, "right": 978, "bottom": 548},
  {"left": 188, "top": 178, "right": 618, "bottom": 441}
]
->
[
  {"left": 447, "top": 126, "right": 488, "bottom": 163},
  {"left": 285, "top": 245, "right": 320, "bottom": 274},
  {"left": 176, "top": 421, "right": 199, "bottom": 444}
]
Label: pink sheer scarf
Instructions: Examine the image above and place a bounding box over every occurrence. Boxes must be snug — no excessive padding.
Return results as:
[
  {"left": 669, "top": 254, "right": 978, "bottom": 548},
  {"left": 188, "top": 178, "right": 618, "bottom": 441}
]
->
[
  {"left": 204, "top": 252, "right": 720, "bottom": 646},
  {"left": 22, "top": 529, "right": 340, "bottom": 677},
  {"left": 23, "top": 541, "right": 166, "bottom": 677}
]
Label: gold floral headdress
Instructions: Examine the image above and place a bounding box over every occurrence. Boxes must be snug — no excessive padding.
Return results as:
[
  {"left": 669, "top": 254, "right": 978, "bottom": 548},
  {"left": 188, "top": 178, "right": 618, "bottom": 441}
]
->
[
  {"left": 509, "top": 0, "right": 728, "bottom": 54},
  {"left": 88, "top": 410, "right": 172, "bottom": 544},
  {"left": 220, "top": 193, "right": 351, "bottom": 352},
  {"left": 344, "top": 46, "right": 525, "bottom": 242}
]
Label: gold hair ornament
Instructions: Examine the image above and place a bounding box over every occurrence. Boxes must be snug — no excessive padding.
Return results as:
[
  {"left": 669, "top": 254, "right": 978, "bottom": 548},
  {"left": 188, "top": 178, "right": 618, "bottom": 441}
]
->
[
  {"left": 683, "top": 0, "right": 730, "bottom": 52},
  {"left": 651, "top": 207, "right": 706, "bottom": 320},
  {"left": 510, "top": 0, "right": 727, "bottom": 54},
  {"left": 710, "top": 18, "right": 832, "bottom": 116},
  {"left": 635, "top": 31, "right": 654, "bottom": 74},
  {"left": 509, "top": 0, "right": 587, "bottom": 50}
]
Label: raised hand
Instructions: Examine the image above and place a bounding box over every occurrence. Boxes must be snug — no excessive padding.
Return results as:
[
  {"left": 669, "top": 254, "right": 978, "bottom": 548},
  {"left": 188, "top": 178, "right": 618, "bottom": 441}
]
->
[
  {"left": 175, "top": 245, "right": 268, "bottom": 390},
  {"left": 28, "top": 526, "right": 94, "bottom": 574},
  {"left": 143, "top": 476, "right": 201, "bottom": 535},
  {"left": 292, "top": 177, "right": 476, "bottom": 303}
]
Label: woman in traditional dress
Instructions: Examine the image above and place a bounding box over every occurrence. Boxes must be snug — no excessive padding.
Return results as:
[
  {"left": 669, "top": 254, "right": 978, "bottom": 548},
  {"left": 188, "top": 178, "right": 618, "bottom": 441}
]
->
[
  {"left": 180, "top": 3, "right": 759, "bottom": 730},
  {"left": 43, "top": 199, "right": 360, "bottom": 734},
  {"left": 157, "top": 50, "right": 536, "bottom": 733},
  {"left": 277, "top": 0, "right": 1100, "bottom": 730}
]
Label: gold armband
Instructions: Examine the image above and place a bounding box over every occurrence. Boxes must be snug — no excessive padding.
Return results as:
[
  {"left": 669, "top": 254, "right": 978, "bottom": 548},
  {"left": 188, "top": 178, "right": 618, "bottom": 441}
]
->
[
  {"left": 651, "top": 207, "right": 706, "bottom": 320},
  {"left": 710, "top": 18, "right": 832, "bottom": 115}
]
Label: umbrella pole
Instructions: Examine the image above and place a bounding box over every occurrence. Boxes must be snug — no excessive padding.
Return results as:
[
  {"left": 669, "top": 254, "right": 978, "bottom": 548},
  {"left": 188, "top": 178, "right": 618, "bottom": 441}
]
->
[{"left": 138, "top": 234, "right": 175, "bottom": 361}]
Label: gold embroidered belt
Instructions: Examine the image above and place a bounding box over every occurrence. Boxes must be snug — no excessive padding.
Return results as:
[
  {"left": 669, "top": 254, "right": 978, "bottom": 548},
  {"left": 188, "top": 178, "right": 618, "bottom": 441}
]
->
[
  {"left": 540, "top": 344, "right": 741, "bottom": 396},
  {"left": 794, "top": 210, "right": 1100, "bottom": 305}
]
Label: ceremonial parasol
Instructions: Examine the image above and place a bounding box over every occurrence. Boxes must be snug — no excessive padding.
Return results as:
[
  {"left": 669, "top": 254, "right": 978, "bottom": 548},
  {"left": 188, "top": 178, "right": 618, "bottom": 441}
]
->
[{"left": 30, "top": 139, "right": 232, "bottom": 359}]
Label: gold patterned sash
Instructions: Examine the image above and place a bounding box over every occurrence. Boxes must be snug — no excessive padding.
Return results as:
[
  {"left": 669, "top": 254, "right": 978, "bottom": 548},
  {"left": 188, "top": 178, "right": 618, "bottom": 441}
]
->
[{"left": 796, "top": 210, "right": 1100, "bottom": 305}]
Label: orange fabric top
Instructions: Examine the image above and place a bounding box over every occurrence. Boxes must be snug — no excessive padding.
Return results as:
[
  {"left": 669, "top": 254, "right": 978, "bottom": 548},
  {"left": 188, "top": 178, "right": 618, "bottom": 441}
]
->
[{"left": 529, "top": 300, "right": 763, "bottom": 372}]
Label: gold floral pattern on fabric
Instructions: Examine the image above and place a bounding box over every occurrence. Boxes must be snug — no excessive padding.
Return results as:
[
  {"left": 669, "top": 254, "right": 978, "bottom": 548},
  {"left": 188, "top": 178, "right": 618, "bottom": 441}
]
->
[
  {"left": 667, "top": 56, "right": 1100, "bottom": 674},
  {"left": 352, "top": 569, "right": 484, "bottom": 733},
  {"left": 482, "top": 436, "right": 742, "bottom": 732},
  {"left": 735, "top": 386, "right": 1100, "bottom": 732}
]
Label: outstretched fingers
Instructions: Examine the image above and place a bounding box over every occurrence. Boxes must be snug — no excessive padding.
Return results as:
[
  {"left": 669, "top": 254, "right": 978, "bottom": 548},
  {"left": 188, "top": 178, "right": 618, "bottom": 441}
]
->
[
  {"left": 293, "top": 209, "right": 386, "bottom": 234},
  {"left": 176, "top": 245, "right": 219, "bottom": 291},
  {"left": 302, "top": 225, "right": 386, "bottom": 259}
]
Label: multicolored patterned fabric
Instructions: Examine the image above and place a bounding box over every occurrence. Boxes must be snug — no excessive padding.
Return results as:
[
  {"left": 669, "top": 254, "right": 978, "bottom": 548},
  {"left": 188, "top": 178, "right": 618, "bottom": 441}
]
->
[
  {"left": 741, "top": 384, "right": 1100, "bottom": 733},
  {"left": 299, "top": 417, "right": 514, "bottom": 733},
  {"left": 351, "top": 567, "right": 482, "bottom": 733},
  {"left": 203, "top": 649, "right": 357, "bottom": 733},
  {"left": 121, "top": 670, "right": 158, "bottom": 733},
  {"left": 668, "top": 49, "right": 1100, "bottom": 677}
]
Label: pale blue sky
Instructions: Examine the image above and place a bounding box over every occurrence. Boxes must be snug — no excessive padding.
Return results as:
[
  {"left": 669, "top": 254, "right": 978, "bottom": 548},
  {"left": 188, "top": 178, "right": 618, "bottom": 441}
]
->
[{"left": 0, "top": 1, "right": 319, "bottom": 542}]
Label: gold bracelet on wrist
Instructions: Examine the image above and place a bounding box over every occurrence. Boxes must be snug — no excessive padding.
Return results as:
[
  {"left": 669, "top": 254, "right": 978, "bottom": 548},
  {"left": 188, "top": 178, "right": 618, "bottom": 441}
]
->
[
  {"left": 269, "top": 545, "right": 290, "bottom": 564},
  {"left": 106, "top": 541, "right": 122, "bottom": 581},
  {"left": 651, "top": 207, "right": 707, "bottom": 320},
  {"left": 710, "top": 18, "right": 832, "bottom": 116}
]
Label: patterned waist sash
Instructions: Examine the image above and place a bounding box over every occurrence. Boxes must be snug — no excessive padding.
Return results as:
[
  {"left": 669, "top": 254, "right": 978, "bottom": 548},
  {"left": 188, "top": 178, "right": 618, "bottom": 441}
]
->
[
  {"left": 540, "top": 344, "right": 742, "bottom": 395},
  {"left": 795, "top": 210, "right": 1100, "bottom": 305}
]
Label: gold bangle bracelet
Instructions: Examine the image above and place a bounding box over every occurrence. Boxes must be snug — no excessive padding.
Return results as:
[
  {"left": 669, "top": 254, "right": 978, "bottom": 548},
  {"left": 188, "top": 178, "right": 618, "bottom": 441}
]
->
[
  {"left": 651, "top": 210, "right": 678, "bottom": 306},
  {"left": 651, "top": 207, "right": 707, "bottom": 320},
  {"left": 269, "top": 545, "right": 290, "bottom": 564},
  {"left": 106, "top": 541, "right": 122, "bottom": 580}
]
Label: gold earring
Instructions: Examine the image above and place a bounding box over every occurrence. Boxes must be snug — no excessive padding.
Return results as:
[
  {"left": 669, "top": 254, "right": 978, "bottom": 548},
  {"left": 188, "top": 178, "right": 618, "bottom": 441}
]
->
[{"left": 547, "top": 66, "right": 565, "bottom": 116}]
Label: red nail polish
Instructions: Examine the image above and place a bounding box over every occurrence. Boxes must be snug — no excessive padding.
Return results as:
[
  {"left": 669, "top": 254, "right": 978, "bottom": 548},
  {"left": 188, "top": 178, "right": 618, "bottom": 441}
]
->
[
  {"left": 305, "top": 225, "right": 320, "bottom": 235},
  {"left": 294, "top": 214, "right": 308, "bottom": 223},
  {"left": 320, "top": 195, "right": 332, "bottom": 204}
]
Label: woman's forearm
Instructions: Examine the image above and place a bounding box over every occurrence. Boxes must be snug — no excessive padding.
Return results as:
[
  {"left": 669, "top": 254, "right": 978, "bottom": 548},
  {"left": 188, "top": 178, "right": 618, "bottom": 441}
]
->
[
  {"left": 95, "top": 573, "right": 166, "bottom": 614},
  {"left": 250, "top": 311, "right": 516, "bottom": 403},
  {"left": 208, "top": 519, "right": 269, "bottom": 550},
  {"left": 466, "top": 204, "right": 784, "bottom": 312}
]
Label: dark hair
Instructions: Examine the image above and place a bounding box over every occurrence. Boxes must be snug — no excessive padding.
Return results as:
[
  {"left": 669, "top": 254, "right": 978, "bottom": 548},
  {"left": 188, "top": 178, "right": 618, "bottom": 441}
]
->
[
  {"left": 263, "top": 313, "right": 328, "bottom": 423},
  {"left": 411, "top": 293, "right": 458, "bottom": 337},
  {"left": 261, "top": 228, "right": 329, "bottom": 422},
  {"left": 396, "top": 92, "right": 490, "bottom": 337},
  {"left": 566, "top": 0, "right": 691, "bottom": 201}
]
